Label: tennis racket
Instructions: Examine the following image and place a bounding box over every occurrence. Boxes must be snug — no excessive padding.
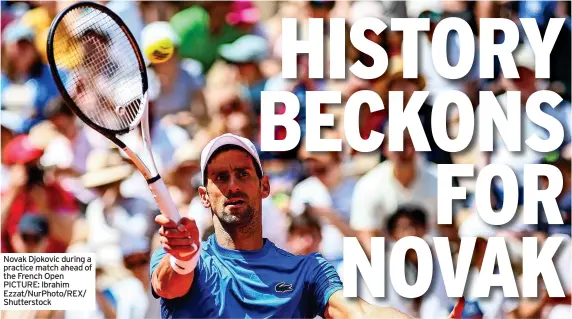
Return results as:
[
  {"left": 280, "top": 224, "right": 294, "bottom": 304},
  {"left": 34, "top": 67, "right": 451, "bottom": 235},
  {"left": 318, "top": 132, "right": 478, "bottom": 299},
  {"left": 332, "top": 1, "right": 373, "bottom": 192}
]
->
[{"left": 46, "top": 1, "right": 196, "bottom": 255}]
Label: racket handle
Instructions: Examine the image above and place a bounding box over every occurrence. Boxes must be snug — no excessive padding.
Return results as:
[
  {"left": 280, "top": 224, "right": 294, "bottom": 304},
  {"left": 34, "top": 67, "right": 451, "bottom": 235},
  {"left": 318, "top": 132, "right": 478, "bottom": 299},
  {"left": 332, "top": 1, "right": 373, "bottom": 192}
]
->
[
  {"left": 148, "top": 177, "right": 181, "bottom": 222},
  {"left": 148, "top": 177, "right": 195, "bottom": 258}
]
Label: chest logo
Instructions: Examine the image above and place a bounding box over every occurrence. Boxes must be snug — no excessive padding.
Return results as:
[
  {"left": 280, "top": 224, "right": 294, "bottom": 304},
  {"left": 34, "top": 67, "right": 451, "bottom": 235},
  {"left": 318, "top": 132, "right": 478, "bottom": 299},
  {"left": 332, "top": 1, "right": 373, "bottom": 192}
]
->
[{"left": 275, "top": 282, "right": 293, "bottom": 293}]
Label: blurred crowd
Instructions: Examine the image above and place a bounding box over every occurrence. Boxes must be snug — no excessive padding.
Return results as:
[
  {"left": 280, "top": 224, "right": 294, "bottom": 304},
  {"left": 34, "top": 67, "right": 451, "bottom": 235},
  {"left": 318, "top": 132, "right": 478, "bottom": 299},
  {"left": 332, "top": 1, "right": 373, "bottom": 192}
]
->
[{"left": 1, "top": 1, "right": 571, "bottom": 319}]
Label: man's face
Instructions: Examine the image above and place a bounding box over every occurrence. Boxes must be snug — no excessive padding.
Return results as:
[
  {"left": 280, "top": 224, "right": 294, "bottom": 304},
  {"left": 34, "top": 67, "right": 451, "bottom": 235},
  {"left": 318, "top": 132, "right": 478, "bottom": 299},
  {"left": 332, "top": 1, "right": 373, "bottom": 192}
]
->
[
  {"left": 391, "top": 216, "right": 425, "bottom": 241},
  {"left": 288, "top": 227, "right": 321, "bottom": 255},
  {"left": 199, "top": 149, "right": 269, "bottom": 228},
  {"left": 82, "top": 34, "right": 109, "bottom": 62}
]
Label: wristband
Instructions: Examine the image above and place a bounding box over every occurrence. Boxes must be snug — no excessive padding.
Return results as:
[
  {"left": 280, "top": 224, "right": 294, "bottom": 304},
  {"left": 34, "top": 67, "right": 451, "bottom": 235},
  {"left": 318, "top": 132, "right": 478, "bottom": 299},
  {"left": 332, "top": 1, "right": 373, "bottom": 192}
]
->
[{"left": 169, "top": 243, "right": 200, "bottom": 275}]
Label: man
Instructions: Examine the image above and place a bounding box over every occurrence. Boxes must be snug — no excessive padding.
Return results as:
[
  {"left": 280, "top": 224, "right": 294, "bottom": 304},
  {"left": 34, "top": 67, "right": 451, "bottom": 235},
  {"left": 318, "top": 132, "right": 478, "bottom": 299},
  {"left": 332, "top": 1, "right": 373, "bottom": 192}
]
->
[
  {"left": 287, "top": 209, "right": 323, "bottom": 256},
  {"left": 143, "top": 21, "right": 208, "bottom": 129},
  {"left": 219, "top": 34, "right": 269, "bottom": 118},
  {"left": 289, "top": 130, "right": 357, "bottom": 266},
  {"left": 169, "top": 1, "right": 245, "bottom": 73},
  {"left": 1, "top": 134, "right": 78, "bottom": 253},
  {"left": 350, "top": 127, "right": 443, "bottom": 257},
  {"left": 150, "top": 133, "right": 430, "bottom": 318},
  {"left": 348, "top": 206, "right": 452, "bottom": 319}
]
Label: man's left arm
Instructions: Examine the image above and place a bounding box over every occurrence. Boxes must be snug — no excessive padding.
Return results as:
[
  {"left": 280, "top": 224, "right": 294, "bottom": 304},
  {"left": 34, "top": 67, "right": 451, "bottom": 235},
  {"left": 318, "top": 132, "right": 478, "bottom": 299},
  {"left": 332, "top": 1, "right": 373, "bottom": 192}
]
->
[{"left": 324, "top": 291, "right": 412, "bottom": 319}]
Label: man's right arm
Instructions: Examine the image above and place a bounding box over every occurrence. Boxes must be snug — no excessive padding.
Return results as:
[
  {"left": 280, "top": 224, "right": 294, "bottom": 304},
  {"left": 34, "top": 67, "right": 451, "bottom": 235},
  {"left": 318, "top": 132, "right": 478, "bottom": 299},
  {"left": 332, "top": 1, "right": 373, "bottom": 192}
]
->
[
  {"left": 151, "top": 215, "right": 200, "bottom": 300},
  {"left": 151, "top": 248, "right": 195, "bottom": 299}
]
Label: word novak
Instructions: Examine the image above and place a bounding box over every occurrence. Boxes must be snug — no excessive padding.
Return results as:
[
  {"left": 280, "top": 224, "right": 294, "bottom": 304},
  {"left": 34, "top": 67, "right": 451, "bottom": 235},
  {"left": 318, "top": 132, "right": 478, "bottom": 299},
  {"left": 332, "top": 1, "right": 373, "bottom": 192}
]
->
[{"left": 343, "top": 236, "right": 566, "bottom": 299}]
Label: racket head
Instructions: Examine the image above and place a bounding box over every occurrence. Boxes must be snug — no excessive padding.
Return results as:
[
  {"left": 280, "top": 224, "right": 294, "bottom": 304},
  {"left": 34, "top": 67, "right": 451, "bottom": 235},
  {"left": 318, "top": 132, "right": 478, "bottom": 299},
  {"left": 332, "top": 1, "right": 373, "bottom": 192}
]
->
[{"left": 46, "top": 1, "right": 148, "bottom": 137}]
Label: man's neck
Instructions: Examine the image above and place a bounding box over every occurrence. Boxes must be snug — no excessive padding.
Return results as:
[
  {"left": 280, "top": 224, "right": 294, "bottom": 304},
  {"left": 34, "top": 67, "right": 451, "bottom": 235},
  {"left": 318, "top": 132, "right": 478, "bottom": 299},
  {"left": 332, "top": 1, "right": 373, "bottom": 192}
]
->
[
  {"left": 392, "top": 160, "right": 417, "bottom": 189},
  {"left": 213, "top": 216, "right": 264, "bottom": 251}
]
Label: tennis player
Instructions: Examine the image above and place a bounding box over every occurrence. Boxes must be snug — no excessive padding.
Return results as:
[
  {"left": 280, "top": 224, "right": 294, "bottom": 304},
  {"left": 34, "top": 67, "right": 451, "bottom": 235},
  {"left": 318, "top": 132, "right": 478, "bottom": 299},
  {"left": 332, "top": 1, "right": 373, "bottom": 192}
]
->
[{"left": 150, "top": 133, "right": 464, "bottom": 318}]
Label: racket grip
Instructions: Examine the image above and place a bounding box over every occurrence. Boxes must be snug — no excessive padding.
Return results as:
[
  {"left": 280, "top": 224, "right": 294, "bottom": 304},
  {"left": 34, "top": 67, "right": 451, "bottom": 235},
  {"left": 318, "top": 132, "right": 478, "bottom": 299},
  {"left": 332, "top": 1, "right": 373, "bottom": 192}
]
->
[
  {"left": 148, "top": 177, "right": 181, "bottom": 222},
  {"left": 148, "top": 177, "right": 195, "bottom": 259}
]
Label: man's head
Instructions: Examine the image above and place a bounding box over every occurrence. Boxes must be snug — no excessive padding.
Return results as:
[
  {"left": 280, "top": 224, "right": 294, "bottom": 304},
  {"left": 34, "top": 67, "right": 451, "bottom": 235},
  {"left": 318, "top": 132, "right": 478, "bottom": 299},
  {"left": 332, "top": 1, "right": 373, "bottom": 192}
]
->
[
  {"left": 219, "top": 35, "right": 268, "bottom": 83},
  {"left": 199, "top": 134, "right": 269, "bottom": 230},
  {"left": 44, "top": 97, "right": 77, "bottom": 138},
  {"left": 287, "top": 210, "right": 322, "bottom": 255},
  {"left": 386, "top": 206, "right": 428, "bottom": 264},
  {"left": 81, "top": 28, "right": 111, "bottom": 61},
  {"left": 2, "top": 21, "right": 39, "bottom": 75},
  {"left": 386, "top": 205, "right": 428, "bottom": 241},
  {"left": 18, "top": 213, "right": 49, "bottom": 253}
]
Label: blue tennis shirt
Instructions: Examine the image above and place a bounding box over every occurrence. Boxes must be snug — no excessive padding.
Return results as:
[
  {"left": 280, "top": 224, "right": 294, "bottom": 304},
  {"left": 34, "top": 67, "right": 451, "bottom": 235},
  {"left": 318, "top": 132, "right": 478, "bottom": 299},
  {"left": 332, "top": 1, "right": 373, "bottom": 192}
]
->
[{"left": 150, "top": 234, "right": 343, "bottom": 318}]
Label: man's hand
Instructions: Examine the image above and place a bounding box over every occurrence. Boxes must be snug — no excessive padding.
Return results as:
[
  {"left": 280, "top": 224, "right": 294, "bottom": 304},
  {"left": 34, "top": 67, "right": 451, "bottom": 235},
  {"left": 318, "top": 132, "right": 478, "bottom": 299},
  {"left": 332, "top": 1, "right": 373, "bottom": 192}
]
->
[{"left": 155, "top": 215, "right": 200, "bottom": 261}]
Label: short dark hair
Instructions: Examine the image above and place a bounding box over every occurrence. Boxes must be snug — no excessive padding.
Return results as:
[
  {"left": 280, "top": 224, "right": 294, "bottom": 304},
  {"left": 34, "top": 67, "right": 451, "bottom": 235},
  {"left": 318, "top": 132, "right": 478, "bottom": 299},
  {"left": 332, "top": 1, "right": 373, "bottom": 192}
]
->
[
  {"left": 386, "top": 205, "right": 428, "bottom": 234},
  {"left": 288, "top": 207, "right": 321, "bottom": 235},
  {"left": 203, "top": 144, "right": 263, "bottom": 185}
]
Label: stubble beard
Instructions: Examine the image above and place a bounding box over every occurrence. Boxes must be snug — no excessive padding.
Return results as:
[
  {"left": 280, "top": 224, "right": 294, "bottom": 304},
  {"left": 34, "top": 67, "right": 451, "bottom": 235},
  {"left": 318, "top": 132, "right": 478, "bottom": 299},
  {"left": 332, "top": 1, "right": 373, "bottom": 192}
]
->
[{"left": 214, "top": 204, "right": 260, "bottom": 236}]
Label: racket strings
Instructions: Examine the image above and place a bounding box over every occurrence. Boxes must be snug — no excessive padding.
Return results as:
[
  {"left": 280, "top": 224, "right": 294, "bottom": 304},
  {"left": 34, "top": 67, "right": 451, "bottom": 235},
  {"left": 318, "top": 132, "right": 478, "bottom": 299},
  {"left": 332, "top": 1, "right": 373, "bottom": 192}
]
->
[{"left": 51, "top": 6, "right": 144, "bottom": 133}]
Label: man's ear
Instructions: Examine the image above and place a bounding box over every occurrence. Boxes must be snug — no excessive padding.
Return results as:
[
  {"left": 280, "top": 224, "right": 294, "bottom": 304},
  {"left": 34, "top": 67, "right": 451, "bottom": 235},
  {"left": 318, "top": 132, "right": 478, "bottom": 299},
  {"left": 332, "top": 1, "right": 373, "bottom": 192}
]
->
[
  {"left": 260, "top": 175, "right": 270, "bottom": 199},
  {"left": 198, "top": 186, "right": 211, "bottom": 208}
]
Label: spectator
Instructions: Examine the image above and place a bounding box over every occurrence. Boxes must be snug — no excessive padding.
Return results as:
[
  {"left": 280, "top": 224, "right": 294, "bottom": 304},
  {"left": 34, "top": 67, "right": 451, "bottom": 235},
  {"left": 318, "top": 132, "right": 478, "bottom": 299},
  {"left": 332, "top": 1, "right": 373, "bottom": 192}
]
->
[
  {"left": 290, "top": 130, "right": 357, "bottom": 265},
  {"left": 11, "top": 213, "right": 50, "bottom": 253},
  {"left": 41, "top": 97, "right": 109, "bottom": 211},
  {"left": 287, "top": 210, "right": 322, "bottom": 255},
  {"left": 350, "top": 126, "right": 442, "bottom": 257},
  {"left": 226, "top": 0, "right": 267, "bottom": 38},
  {"left": 166, "top": 140, "right": 202, "bottom": 212},
  {"left": 19, "top": 1, "right": 59, "bottom": 63},
  {"left": 0, "top": 110, "right": 23, "bottom": 192},
  {"left": 79, "top": 149, "right": 153, "bottom": 250},
  {"left": 1, "top": 134, "right": 78, "bottom": 253},
  {"left": 169, "top": 2, "right": 245, "bottom": 73},
  {"left": 1, "top": 21, "right": 60, "bottom": 133},
  {"left": 219, "top": 34, "right": 270, "bottom": 118},
  {"left": 144, "top": 21, "right": 209, "bottom": 130},
  {"left": 117, "top": 234, "right": 152, "bottom": 319}
]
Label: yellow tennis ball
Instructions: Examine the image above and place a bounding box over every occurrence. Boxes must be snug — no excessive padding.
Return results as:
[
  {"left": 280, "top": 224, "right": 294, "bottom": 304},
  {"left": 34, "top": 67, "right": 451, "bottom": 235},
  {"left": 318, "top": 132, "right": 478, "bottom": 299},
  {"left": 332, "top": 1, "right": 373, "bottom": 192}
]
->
[{"left": 144, "top": 37, "right": 174, "bottom": 64}]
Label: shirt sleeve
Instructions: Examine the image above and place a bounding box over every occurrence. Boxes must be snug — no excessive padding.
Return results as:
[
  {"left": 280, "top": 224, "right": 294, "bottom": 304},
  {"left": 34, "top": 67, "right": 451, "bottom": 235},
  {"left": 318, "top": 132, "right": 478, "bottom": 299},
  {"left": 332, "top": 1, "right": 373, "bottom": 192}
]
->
[{"left": 306, "top": 253, "right": 343, "bottom": 317}]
